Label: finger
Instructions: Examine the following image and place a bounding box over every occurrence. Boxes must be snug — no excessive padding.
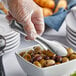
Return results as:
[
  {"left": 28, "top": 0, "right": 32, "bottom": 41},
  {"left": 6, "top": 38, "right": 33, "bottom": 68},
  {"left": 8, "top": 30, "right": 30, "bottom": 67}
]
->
[
  {"left": 23, "top": 16, "right": 37, "bottom": 40},
  {"left": 6, "top": 12, "right": 13, "bottom": 21},
  {"left": 31, "top": 8, "right": 45, "bottom": 35},
  {"left": 25, "top": 36, "right": 29, "bottom": 40}
]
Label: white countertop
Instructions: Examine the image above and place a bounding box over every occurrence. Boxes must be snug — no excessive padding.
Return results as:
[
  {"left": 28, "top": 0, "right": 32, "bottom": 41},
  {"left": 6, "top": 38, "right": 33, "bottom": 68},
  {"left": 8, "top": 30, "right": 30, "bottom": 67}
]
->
[{"left": 2, "top": 22, "right": 76, "bottom": 76}]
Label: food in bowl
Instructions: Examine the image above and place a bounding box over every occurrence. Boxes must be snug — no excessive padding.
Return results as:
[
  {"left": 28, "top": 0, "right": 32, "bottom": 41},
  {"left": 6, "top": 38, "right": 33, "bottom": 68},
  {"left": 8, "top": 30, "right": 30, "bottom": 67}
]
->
[{"left": 19, "top": 46, "right": 76, "bottom": 68}]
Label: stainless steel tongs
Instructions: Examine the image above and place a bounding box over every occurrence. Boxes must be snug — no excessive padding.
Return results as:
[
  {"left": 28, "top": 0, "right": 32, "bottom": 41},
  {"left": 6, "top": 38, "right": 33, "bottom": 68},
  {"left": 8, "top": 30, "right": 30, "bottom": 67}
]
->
[{"left": 10, "top": 20, "right": 67, "bottom": 56}]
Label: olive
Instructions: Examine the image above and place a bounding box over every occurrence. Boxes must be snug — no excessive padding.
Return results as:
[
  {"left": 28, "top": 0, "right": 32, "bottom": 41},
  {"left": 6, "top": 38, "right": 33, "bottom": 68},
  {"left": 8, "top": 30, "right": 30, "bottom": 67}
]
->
[
  {"left": 19, "top": 51, "right": 26, "bottom": 57},
  {"left": 55, "top": 56, "right": 62, "bottom": 62},
  {"left": 30, "top": 52, "right": 35, "bottom": 57},
  {"left": 44, "top": 56, "right": 50, "bottom": 60},
  {"left": 33, "top": 46, "right": 42, "bottom": 54},
  {"left": 24, "top": 54, "right": 31, "bottom": 61},
  {"left": 33, "top": 61, "right": 42, "bottom": 67},
  {"left": 73, "top": 53, "right": 76, "bottom": 55},
  {"left": 51, "top": 54, "right": 56, "bottom": 60},
  {"left": 62, "top": 57, "right": 69, "bottom": 63},
  {"left": 30, "top": 58, "right": 34, "bottom": 63},
  {"left": 27, "top": 50, "right": 33, "bottom": 55},
  {"left": 42, "top": 50, "right": 47, "bottom": 54},
  {"left": 56, "top": 62, "right": 61, "bottom": 65},
  {"left": 70, "top": 54, "right": 76, "bottom": 60},
  {"left": 46, "top": 50, "right": 55, "bottom": 57},
  {"left": 46, "top": 59, "right": 55, "bottom": 66},
  {"left": 40, "top": 54, "right": 46, "bottom": 59},
  {"left": 33, "top": 54, "right": 42, "bottom": 61},
  {"left": 67, "top": 48, "right": 74, "bottom": 56},
  {"left": 40, "top": 59, "right": 46, "bottom": 67}
]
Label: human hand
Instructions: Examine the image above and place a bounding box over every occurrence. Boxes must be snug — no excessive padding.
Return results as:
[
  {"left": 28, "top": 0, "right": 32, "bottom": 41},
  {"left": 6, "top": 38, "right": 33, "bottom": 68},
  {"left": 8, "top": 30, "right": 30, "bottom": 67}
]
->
[{"left": 6, "top": 0, "right": 45, "bottom": 40}]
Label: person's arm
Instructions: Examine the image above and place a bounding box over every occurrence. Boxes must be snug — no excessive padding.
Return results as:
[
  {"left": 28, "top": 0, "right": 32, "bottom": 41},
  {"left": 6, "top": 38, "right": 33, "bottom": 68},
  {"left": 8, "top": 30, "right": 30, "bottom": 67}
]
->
[{"left": 2, "top": 0, "right": 45, "bottom": 40}]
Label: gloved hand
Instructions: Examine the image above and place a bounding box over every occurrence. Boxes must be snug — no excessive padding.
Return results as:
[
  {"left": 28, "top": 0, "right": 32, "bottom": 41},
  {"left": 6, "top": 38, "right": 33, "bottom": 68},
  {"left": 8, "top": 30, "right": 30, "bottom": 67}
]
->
[{"left": 4, "top": 0, "right": 45, "bottom": 40}]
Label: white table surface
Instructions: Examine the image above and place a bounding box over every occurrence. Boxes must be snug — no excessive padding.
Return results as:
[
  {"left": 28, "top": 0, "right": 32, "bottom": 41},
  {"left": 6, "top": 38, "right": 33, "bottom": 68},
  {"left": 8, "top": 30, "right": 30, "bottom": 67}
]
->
[{"left": 2, "top": 22, "right": 76, "bottom": 76}]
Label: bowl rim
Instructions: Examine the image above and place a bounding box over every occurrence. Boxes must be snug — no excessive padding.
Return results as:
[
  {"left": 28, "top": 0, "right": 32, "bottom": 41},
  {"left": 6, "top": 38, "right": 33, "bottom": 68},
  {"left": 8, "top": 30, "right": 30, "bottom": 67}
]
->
[
  {"left": 66, "top": 12, "right": 76, "bottom": 32},
  {"left": 66, "top": 36, "right": 76, "bottom": 48},
  {"left": 66, "top": 26, "right": 76, "bottom": 36},
  {"left": 15, "top": 44, "right": 76, "bottom": 70},
  {"left": 66, "top": 30, "right": 76, "bottom": 41}
]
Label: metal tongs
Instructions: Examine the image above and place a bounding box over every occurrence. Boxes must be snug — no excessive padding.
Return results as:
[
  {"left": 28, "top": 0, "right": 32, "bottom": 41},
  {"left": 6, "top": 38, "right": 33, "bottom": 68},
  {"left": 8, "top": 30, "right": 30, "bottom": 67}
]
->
[{"left": 10, "top": 20, "right": 67, "bottom": 56}]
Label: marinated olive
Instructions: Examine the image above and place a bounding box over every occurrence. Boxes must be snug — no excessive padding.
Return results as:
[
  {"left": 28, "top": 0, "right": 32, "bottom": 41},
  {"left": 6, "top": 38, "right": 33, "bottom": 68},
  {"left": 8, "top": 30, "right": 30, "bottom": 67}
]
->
[
  {"left": 34, "top": 54, "right": 40, "bottom": 57},
  {"left": 51, "top": 54, "right": 56, "bottom": 60},
  {"left": 67, "top": 48, "right": 74, "bottom": 56},
  {"left": 33, "top": 54, "right": 42, "bottom": 61},
  {"left": 33, "top": 61, "right": 42, "bottom": 67},
  {"left": 33, "top": 46, "right": 42, "bottom": 54},
  {"left": 46, "top": 60, "right": 55, "bottom": 66},
  {"left": 24, "top": 54, "right": 31, "bottom": 61},
  {"left": 27, "top": 50, "right": 33, "bottom": 55},
  {"left": 73, "top": 53, "right": 76, "bottom": 55},
  {"left": 56, "top": 62, "right": 61, "bottom": 65},
  {"left": 44, "top": 56, "right": 50, "bottom": 60},
  {"left": 62, "top": 57, "right": 69, "bottom": 63},
  {"left": 46, "top": 50, "right": 55, "bottom": 57},
  {"left": 19, "top": 51, "right": 26, "bottom": 57},
  {"left": 40, "top": 59, "right": 46, "bottom": 67},
  {"left": 31, "top": 52, "right": 35, "bottom": 57},
  {"left": 42, "top": 50, "right": 47, "bottom": 54},
  {"left": 40, "top": 54, "right": 46, "bottom": 59},
  {"left": 70, "top": 54, "right": 76, "bottom": 60},
  {"left": 30, "top": 58, "right": 34, "bottom": 63},
  {"left": 55, "top": 56, "right": 62, "bottom": 62}
]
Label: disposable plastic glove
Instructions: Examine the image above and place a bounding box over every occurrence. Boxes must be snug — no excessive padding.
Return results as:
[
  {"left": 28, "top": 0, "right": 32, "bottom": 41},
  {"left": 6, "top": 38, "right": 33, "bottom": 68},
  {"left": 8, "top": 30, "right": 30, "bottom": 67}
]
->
[{"left": 3, "top": 0, "right": 45, "bottom": 40}]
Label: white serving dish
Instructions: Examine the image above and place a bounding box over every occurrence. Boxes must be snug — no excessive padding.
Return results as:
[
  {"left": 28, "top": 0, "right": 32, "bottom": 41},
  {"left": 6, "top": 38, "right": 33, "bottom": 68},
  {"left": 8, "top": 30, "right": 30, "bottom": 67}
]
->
[
  {"left": 71, "top": 6, "right": 76, "bottom": 19},
  {"left": 66, "top": 35, "right": 76, "bottom": 48},
  {"left": 6, "top": 33, "right": 20, "bottom": 43},
  {"left": 4, "top": 42, "right": 20, "bottom": 53},
  {"left": 66, "top": 38, "right": 76, "bottom": 48},
  {"left": 66, "top": 30, "right": 76, "bottom": 41},
  {"left": 66, "top": 12, "right": 76, "bottom": 32},
  {"left": 4, "top": 38, "right": 20, "bottom": 50},
  {"left": 6, "top": 37, "right": 20, "bottom": 46},
  {"left": 0, "top": 14, "right": 15, "bottom": 36},
  {"left": 66, "top": 25, "right": 76, "bottom": 36},
  {"left": 15, "top": 45, "right": 76, "bottom": 76},
  {"left": 4, "top": 32, "right": 19, "bottom": 40},
  {"left": 4, "top": 41, "right": 20, "bottom": 52}
]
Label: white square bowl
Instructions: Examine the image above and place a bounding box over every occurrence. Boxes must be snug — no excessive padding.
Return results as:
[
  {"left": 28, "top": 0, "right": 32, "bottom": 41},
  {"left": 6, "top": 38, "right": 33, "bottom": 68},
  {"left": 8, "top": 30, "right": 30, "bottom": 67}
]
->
[{"left": 15, "top": 45, "right": 76, "bottom": 76}]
